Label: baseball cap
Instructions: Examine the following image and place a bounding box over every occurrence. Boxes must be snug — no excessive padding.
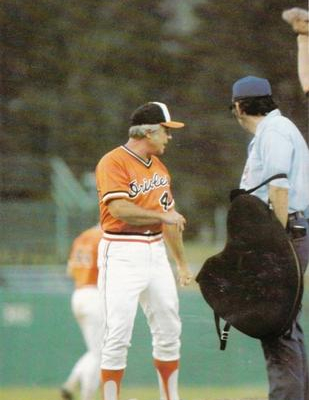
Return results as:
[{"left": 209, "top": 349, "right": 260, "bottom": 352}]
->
[
  {"left": 130, "top": 102, "right": 184, "bottom": 128},
  {"left": 232, "top": 76, "right": 272, "bottom": 101}
]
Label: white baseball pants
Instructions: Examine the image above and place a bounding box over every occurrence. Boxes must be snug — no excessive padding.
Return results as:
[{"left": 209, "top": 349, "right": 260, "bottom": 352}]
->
[
  {"left": 64, "top": 287, "right": 104, "bottom": 400},
  {"left": 97, "top": 238, "right": 181, "bottom": 370}
]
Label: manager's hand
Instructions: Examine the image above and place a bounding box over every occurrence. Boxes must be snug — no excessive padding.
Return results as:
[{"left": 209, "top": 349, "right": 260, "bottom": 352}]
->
[{"left": 160, "top": 210, "right": 186, "bottom": 232}]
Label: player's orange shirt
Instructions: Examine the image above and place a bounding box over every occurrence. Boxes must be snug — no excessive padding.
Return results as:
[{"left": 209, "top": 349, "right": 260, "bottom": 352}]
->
[
  {"left": 67, "top": 226, "right": 102, "bottom": 288},
  {"left": 95, "top": 145, "right": 175, "bottom": 234}
]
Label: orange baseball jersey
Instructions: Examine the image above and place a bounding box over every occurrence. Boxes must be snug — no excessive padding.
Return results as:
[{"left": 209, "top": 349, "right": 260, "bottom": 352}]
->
[
  {"left": 95, "top": 145, "right": 175, "bottom": 235},
  {"left": 67, "top": 226, "right": 102, "bottom": 288}
]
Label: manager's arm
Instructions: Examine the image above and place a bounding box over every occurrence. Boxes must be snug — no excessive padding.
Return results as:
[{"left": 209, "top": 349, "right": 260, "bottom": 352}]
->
[
  {"left": 108, "top": 199, "right": 186, "bottom": 229},
  {"left": 163, "top": 223, "right": 193, "bottom": 287}
]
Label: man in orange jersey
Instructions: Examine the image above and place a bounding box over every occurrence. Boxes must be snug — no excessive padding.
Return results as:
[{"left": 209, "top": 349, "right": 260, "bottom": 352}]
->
[
  {"left": 60, "top": 224, "right": 103, "bottom": 400},
  {"left": 95, "top": 102, "right": 193, "bottom": 400}
]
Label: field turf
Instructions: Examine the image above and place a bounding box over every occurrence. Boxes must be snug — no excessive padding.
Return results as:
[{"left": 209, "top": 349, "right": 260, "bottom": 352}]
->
[{"left": 0, "top": 385, "right": 267, "bottom": 400}]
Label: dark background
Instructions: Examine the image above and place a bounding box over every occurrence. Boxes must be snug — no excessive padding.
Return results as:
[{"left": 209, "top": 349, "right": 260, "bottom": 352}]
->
[{"left": 1, "top": 0, "right": 308, "bottom": 242}]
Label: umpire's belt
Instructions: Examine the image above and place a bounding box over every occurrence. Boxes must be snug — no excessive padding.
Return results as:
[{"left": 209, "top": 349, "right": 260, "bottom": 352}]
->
[
  {"left": 103, "top": 231, "right": 163, "bottom": 243},
  {"left": 288, "top": 211, "right": 304, "bottom": 221}
]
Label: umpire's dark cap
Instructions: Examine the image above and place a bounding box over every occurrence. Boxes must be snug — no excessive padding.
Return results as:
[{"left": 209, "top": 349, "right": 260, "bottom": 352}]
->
[
  {"left": 130, "top": 102, "right": 184, "bottom": 128},
  {"left": 232, "top": 76, "right": 272, "bottom": 101}
]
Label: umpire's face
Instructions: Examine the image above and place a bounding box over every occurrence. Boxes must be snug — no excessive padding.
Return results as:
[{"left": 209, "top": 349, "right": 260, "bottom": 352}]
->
[
  {"left": 231, "top": 102, "right": 251, "bottom": 132},
  {"left": 146, "top": 125, "right": 172, "bottom": 156}
]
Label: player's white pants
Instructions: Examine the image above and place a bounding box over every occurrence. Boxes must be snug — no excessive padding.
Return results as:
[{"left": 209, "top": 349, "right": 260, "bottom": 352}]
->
[
  {"left": 97, "top": 238, "right": 181, "bottom": 370},
  {"left": 64, "top": 286, "right": 104, "bottom": 400}
]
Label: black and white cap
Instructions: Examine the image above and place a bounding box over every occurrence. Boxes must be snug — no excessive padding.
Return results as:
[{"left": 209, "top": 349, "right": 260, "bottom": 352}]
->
[{"left": 130, "top": 102, "right": 184, "bottom": 129}]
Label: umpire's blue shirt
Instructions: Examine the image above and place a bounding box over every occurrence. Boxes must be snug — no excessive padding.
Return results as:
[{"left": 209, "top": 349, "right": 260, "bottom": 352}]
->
[{"left": 240, "top": 109, "right": 309, "bottom": 214}]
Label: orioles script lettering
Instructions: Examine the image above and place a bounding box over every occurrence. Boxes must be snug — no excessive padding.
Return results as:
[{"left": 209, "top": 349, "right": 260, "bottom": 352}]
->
[{"left": 129, "top": 173, "right": 169, "bottom": 198}]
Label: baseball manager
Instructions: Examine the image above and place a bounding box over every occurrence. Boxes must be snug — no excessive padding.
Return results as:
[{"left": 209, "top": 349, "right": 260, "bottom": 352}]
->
[{"left": 95, "top": 102, "right": 193, "bottom": 400}]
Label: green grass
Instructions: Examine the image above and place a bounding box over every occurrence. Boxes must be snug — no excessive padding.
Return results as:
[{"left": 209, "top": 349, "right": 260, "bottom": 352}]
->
[
  {"left": 0, "top": 385, "right": 267, "bottom": 400},
  {"left": 182, "top": 239, "right": 309, "bottom": 285},
  {"left": 183, "top": 240, "right": 219, "bottom": 267}
]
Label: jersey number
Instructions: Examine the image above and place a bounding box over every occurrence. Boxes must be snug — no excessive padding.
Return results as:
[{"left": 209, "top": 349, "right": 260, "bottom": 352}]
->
[{"left": 159, "top": 191, "right": 169, "bottom": 211}]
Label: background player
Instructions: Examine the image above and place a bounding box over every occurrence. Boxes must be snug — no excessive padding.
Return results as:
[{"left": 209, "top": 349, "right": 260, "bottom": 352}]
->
[
  {"left": 60, "top": 224, "right": 103, "bottom": 400},
  {"left": 95, "top": 102, "right": 193, "bottom": 400}
]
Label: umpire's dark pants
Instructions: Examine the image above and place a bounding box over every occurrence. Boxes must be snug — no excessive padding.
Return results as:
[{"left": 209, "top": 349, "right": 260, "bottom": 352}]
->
[{"left": 261, "top": 215, "right": 309, "bottom": 400}]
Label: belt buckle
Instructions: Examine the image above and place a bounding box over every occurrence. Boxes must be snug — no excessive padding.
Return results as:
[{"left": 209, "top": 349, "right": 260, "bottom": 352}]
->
[{"left": 288, "top": 211, "right": 304, "bottom": 221}]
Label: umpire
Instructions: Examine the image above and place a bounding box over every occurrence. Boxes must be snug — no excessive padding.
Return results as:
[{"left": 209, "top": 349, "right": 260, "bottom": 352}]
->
[{"left": 230, "top": 75, "right": 309, "bottom": 400}]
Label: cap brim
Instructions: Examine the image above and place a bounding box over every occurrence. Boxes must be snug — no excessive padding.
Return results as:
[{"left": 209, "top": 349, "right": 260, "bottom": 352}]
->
[{"left": 161, "top": 121, "right": 184, "bottom": 129}]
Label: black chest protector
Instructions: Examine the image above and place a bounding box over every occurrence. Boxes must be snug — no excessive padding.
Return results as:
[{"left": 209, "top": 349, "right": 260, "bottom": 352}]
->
[{"left": 196, "top": 175, "right": 303, "bottom": 349}]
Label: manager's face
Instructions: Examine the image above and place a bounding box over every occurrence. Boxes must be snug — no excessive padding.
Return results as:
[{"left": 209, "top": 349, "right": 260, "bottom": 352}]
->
[{"left": 146, "top": 125, "right": 172, "bottom": 156}]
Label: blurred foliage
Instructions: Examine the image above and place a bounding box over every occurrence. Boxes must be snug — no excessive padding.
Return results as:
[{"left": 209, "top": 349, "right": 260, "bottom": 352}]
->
[{"left": 0, "top": 0, "right": 308, "bottom": 237}]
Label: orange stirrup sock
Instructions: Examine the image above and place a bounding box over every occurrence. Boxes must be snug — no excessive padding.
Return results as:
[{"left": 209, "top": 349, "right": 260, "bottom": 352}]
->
[
  {"left": 101, "top": 369, "right": 124, "bottom": 400},
  {"left": 154, "top": 359, "right": 180, "bottom": 400}
]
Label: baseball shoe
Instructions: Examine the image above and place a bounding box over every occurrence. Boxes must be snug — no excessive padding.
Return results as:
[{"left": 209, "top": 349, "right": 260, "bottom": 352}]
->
[
  {"left": 282, "top": 7, "right": 309, "bottom": 35},
  {"left": 60, "top": 387, "right": 74, "bottom": 400}
]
